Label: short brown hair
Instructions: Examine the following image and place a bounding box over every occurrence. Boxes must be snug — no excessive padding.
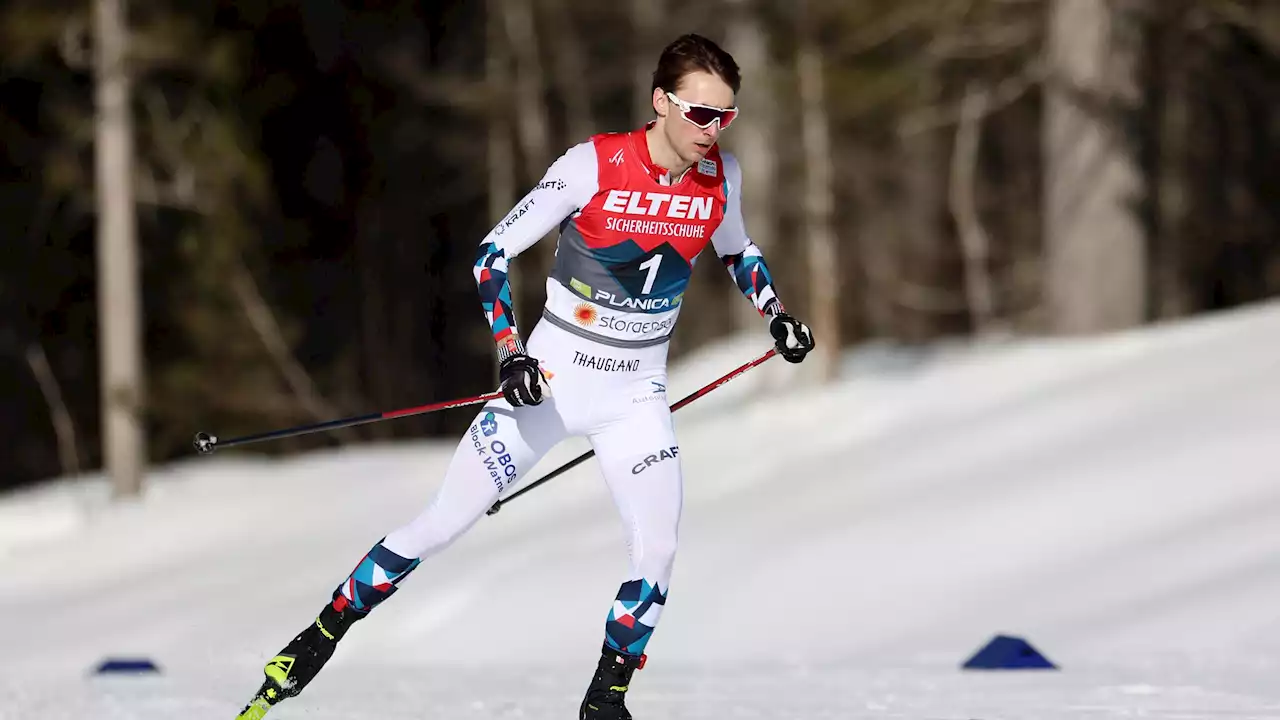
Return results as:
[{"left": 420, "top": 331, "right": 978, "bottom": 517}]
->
[{"left": 651, "top": 33, "right": 741, "bottom": 95}]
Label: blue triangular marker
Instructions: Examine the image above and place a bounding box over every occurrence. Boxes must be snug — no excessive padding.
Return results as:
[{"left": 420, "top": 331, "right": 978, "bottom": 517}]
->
[
  {"left": 962, "top": 634, "right": 1057, "bottom": 670},
  {"left": 94, "top": 657, "right": 161, "bottom": 674}
]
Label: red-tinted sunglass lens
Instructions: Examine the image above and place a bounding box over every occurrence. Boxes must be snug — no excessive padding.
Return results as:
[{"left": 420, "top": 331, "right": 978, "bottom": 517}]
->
[{"left": 685, "top": 106, "right": 736, "bottom": 129}]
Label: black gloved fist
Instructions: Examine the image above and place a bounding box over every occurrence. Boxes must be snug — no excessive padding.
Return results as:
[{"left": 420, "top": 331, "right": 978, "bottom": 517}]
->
[
  {"left": 769, "top": 312, "right": 815, "bottom": 364},
  {"left": 499, "top": 353, "right": 550, "bottom": 407}
]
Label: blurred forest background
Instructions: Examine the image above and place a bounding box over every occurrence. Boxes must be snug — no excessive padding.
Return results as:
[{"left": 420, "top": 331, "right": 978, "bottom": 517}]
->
[{"left": 1, "top": 0, "right": 1278, "bottom": 495}]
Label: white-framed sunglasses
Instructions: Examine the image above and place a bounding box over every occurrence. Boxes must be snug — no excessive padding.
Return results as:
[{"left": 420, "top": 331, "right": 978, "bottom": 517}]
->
[{"left": 666, "top": 91, "right": 739, "bottom": 130}]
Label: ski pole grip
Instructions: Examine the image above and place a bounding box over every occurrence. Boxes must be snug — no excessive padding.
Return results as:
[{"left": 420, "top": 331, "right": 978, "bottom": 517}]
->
[{"left": 193, "top": 432, "right": 218, "bottom": 455}]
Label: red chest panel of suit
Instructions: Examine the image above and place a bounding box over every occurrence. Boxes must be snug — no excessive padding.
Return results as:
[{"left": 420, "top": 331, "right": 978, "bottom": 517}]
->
[
  {"left": 575, "top": 130, "right": 726, "bottom": 261},
  {"left": 548, "top": 129, "right": 727, "bottom": 311}
]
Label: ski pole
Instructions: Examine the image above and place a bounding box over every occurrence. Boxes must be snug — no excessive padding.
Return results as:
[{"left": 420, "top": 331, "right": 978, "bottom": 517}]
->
[
  {"left": 486, "top": 346, "right": 778, "bottom": 516},
  {"left": 193, "top": 390, "right": 505, "bottom": 455}
]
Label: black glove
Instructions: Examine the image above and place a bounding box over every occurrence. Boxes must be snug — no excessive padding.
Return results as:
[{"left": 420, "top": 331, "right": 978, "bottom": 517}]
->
[
  {"left": 499, "top": 353, "right": 550, "bottom": 407},
  {"left": 769, "top": 312, "right": 815, "bottom": 364}
]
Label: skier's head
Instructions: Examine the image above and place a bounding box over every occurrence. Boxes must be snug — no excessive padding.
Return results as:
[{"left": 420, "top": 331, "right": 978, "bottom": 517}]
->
[{"left": 650, "top": 34, "right": 740, "bottom": 167}]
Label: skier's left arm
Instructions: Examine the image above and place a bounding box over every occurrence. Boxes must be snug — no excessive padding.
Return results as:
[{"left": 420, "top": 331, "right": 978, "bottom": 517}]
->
[{"left": 711, "top": 152, "right": 816, "bottom": 363}]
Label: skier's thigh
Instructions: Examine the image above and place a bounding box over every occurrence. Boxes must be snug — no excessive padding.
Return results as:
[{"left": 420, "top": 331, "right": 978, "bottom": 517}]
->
[
  {"left": 591, "top": 403, "right": 683, "bottom": 579},
  {"left": 382, "top": 400, "right": 567, "bottom": 559}
]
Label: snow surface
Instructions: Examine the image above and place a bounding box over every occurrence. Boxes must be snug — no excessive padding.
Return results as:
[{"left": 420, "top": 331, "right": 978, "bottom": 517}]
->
[{"left": 4, "top": 301, "right": 1280, "bottom": 719}]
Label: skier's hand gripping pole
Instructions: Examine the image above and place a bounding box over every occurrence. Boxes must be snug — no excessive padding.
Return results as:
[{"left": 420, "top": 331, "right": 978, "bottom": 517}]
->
[
  {"left": 486, "top": 347, "right": 779, "bottom": 516},
  {"left": 194, "top": 347, "right": 779, "bottom": 514}
]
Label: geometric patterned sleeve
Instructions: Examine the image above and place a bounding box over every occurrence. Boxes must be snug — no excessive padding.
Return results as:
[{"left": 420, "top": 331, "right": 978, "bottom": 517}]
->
[
  {"left": 710, "top": 151, "right": 785, "bottom": 318},
  {"left": 474, "top": 141, "right": 599, "bottom": 362}
]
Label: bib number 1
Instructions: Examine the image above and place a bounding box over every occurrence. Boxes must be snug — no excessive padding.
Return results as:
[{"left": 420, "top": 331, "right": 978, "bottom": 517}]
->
[{"left": 639, "top": 255, "right": 662, "bottom": 295}]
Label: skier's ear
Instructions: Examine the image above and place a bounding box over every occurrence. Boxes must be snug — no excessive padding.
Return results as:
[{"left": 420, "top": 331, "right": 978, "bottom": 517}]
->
[{"left": 652, "top": 87, "right": 668, "bottom": 118}]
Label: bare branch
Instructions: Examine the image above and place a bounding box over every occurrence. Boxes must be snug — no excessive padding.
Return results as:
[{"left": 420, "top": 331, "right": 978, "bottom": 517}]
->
[
  {"left": 141, "top": 88, "right": 201, "bottom": 168},
  {"left": 25, "top": 341, "right": 82, "bottom": 476},
  {"left": 927, "top": 19, "right": 1039, "bottom": 60},
  {"left": 859, "top": 259, "right": 970, "bottom": 314},
  {"left": 135, "top": 87, "right": 211, "bottom": 214},
  {"left": 832, "top": 3, "right": 948, "bottom": 60},
  {"left": 1202, "top": 0, "right": 1280, "bottom": 56},
  {"left": 897, "top": 58, "right": 1044, "bottom": 137},
  {"left": 897, "top": 280, "right": 971, "bottom": 313},
  {"left": 380, "top": 43, "right": 492, "bottom": 116},
  {"left": 58, "top": 14, "right": 92, "bottom": 69},
  {"left": 228, "top": 258, "right": 359, "bottom": 444},
  {"left": 132, "top": 158, "right": 210, "bottom": 215}
]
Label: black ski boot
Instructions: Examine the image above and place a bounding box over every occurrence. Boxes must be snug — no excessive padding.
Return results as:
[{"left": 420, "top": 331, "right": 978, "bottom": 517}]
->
[
  {"left": 235, "top": 600, "right": 363, "bottom": 719},
  {"left": 579, "top": 643, "right": 647, "bottom": 720}
]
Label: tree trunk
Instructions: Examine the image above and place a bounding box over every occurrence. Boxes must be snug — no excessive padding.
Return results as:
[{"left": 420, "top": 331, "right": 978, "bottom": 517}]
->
[
  {"left": 1043, "top": 0, "right": 1147, "bottom": 334},
  {"left": 630, "top": 0, "right": 663, "bottom": 127},
  {"left": 897, "top": 69, "right": 950, "bottom": 343},
  {"left": 949, "top": 82, "right": 1003, "bottom": 336},
  {"left": 1149, "top": 0, "right": 1192, "bottom": 320},
  {"left": 724, "top": 0, "right": 778, "bottom": 331},
  {"left": 486, "top": 0, "right": 515, "bottom": 374},
  {"left": 486, "top": 0, "right": 516, "bottom": 226},
  {"left": 500, "top": 0, "right": 554, "bottom": 331},
  {"left": 543, "top": 0, "right": 594, "bottom": 141},
  {"left": 94, "top": 0, "right": 146, "bottom": 498},
  {"left": 837, "top": 136, "right": 896, "bottom": 340},
  {"left": 796, "top": 3, "right": 840, "bottom": 382}
]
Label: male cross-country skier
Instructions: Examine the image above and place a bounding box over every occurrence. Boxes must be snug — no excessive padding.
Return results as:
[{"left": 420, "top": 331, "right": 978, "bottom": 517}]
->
[{"left": 236, "top": 32, "right": 814, "bottom": 720}]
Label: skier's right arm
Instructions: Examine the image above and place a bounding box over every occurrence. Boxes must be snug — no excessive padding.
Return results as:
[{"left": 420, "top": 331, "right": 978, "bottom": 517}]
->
[{"left": 473, "top": 142, "right": 598, "bottom": 365}]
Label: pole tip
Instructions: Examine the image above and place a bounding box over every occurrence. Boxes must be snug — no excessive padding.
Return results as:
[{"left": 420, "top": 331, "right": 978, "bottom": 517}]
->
[
  {"left": 485, "top": 500, "right": 502, "bottom": 516},
  {"left": 193, "top": 432, "right": 217, "bottom": 455}
]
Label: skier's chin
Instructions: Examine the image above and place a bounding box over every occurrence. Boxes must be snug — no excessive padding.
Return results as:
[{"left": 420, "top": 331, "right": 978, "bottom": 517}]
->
[{"left": 687, "top": 143, "right": 712, "bottom": 162}]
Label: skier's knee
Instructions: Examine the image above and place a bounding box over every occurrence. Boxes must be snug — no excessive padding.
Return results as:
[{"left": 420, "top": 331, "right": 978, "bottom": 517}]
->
[
  {"left": 386, "top": 519, "right": 470, "bottom": 561},
  {"left": 638, "top": 528, "right": 679, "bottom": 578},
  {"left": 420, "top": 521, "right": 473, "bottom": 556}
]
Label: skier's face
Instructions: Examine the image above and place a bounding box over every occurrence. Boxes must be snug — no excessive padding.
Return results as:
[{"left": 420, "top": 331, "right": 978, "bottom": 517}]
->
[{"left": 654, "top": 71, "right": 736, "bottom": 166}]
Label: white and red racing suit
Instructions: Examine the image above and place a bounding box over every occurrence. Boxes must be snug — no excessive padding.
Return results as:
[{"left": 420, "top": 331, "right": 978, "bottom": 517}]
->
[{"left": 347, "top": 125, "right": 787, "bottom": 658}]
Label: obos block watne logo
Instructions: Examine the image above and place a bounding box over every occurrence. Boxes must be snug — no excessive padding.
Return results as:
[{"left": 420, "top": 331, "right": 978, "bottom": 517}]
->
[{"left": 480, "top": 412, "right": 499, "bottom": 437}]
